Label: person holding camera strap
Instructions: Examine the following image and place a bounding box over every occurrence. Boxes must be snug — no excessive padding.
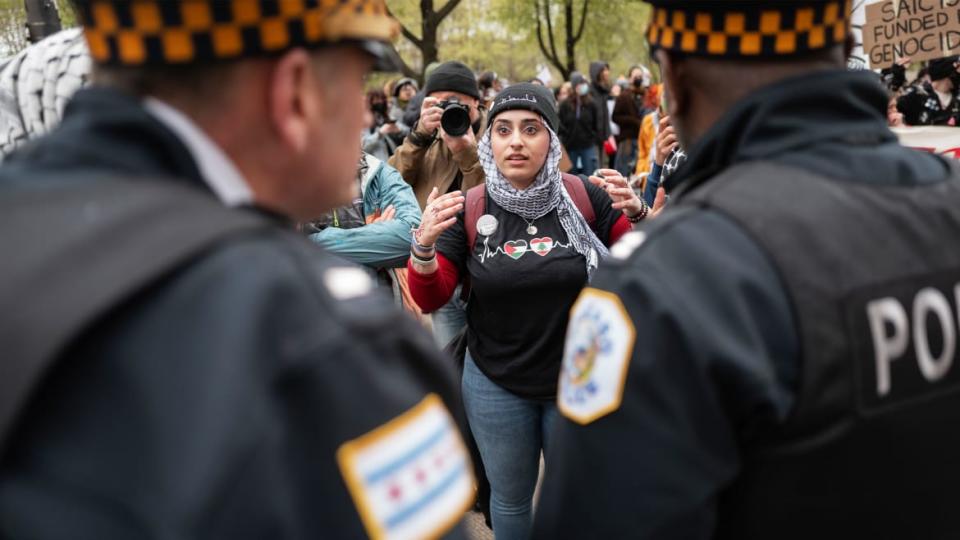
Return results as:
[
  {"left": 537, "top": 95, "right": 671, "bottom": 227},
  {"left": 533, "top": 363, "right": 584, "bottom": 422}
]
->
[{"left": 389, "top": 61, "right": 487, "bottom": 349}]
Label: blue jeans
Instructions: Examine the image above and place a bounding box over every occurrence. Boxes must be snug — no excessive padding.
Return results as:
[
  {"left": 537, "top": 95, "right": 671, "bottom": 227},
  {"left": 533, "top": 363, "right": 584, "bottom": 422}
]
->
[
  {"left": 462, "top": 353, "right": 558, "bottom": 540},
  {"left": 432, "top": 284, "right": 467, "bottom": 349},
  {"left": 567, "top": 146, "right": 599, "bottom": 176}
]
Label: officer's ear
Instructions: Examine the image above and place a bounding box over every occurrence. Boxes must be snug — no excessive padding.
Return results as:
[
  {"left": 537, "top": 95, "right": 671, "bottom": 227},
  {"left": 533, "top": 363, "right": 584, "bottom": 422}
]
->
[
  {"left": 655, "top": 49, "right": 688, "bottom": 120},
  {"left": 267, "top": 48, "right": 316, "bottom": 154}
]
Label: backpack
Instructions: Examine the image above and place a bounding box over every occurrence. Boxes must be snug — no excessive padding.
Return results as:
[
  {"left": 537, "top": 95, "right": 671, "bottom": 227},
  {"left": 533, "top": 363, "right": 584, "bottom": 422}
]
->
[
  {"left": 464, "top": 172, "right": 596, "bottom": 249},
  {"left": 0, "top": 177, "right": 272, "bottom": 458}
]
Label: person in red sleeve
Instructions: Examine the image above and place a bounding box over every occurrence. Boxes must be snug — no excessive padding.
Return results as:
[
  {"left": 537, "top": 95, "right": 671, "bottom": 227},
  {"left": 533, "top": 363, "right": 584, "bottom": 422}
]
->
[{"left": 406, "top": 83, "right": 650, "bottom": 540}]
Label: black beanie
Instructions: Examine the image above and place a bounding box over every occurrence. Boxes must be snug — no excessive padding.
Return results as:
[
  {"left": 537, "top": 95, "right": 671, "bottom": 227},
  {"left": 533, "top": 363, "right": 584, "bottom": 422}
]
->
[
  {"left": 487, "top": 83, "right": 559, "bottom": 132},
  {"left": 928, "top": 56, "right": 958, "bottom": 81},
  {"left": 423, "top": 61, "right": 481, "bottom": 100}
]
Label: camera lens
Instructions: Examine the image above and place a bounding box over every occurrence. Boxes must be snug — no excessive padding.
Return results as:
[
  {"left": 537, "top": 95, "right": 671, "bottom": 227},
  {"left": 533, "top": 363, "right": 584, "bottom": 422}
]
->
[{"left": 441, "top": 104, "right": 471, "bottom": 137}]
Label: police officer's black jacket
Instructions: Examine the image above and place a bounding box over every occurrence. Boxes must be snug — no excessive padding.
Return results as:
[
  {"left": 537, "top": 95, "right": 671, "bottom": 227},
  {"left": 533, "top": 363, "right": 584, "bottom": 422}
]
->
[
  {"left": 534, "top": 70, "right": 960, "bottom": 539},
  {"left": 0, "top": 88, "right": 472, "bottom": 539}
]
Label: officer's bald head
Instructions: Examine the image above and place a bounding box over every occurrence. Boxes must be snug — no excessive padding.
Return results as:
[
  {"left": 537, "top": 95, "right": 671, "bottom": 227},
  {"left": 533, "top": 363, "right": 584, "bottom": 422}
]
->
[
  {"left": 89, "top": 45, "right": 374, "bottom": 220},
  {"left": 71, "top": 0, "right": 398, "bottom": 220}
]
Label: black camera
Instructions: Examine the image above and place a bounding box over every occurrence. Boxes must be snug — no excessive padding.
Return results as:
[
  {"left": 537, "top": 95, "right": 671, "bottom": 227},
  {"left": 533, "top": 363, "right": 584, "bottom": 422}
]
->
[{"left": 439, "top": 98, "right": 471, "bottom": 137}]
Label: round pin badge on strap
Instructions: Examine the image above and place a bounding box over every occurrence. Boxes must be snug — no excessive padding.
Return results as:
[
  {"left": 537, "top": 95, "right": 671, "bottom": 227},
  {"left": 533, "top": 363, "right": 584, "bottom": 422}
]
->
[{"left": 477, "top": 214, "right": 498, "bottom": 237}]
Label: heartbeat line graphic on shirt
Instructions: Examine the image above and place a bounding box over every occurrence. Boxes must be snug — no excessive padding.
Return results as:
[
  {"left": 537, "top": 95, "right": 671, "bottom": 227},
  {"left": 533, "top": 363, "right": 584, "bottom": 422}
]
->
[{"left": 479, "top": 236, "right": 571, "bottom": 263}]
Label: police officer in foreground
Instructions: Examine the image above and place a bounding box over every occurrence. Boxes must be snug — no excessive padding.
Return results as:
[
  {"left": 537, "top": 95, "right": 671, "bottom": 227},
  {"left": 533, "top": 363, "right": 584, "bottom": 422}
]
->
[
  {"left": 534, "top": 1, "right": 960, "bottom": 539},
  {"left": 0, "top": 1, "right": 475, "bottom": 538}
]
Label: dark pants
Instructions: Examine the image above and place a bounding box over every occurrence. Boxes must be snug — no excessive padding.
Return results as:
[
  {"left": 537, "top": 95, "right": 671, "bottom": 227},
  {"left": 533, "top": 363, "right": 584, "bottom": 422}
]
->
[{"left": 568, "top": 146, "right": 599, "bottom": 175}]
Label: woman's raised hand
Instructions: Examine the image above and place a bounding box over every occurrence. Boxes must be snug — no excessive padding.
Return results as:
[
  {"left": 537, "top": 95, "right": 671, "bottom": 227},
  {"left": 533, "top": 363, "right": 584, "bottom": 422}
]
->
[
  {"left": 655, "top": 116, "right": 678, "bottom": 167},
  {"left": 416, "top": 187, "right": 465, "bottom": 248},
  {"left": 590, "top": 169, "right": 645, "bottom": 218}
]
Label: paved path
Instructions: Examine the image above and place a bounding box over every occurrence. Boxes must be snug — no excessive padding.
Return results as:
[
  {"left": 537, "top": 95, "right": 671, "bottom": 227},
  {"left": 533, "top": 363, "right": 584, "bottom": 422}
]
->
[{"left": 465, "top": 511, "right": 493, "bottom": 540}]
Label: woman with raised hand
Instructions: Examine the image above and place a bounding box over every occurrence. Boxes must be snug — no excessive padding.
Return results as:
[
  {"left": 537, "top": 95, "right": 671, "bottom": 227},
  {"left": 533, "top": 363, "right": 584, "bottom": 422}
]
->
[{"left": 407, "top": 83, "right": 654, "bottom": 540}]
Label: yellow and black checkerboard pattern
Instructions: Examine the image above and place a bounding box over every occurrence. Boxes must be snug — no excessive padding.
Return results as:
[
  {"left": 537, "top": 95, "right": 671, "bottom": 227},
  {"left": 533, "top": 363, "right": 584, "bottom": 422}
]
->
[
  {"left": 647, "top": 1, "right": 851, "bottom": 58},
  {"left": 76, "top": 0, "right": 398, "bottom": 66}
]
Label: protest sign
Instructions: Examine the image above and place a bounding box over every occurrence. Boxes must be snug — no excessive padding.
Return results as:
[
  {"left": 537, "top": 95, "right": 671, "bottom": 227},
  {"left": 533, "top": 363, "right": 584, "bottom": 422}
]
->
[
  {"left": 863, "top": 0, "right": 960, "bottom": 68},
  {"left": 893, "top": 126, "right": 960, "bottom": 158}
]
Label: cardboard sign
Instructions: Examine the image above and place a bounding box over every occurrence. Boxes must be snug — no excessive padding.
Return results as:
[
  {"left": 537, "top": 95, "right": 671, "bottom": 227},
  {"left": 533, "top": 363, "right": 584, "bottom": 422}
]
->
[{"left": 863, "top": 0, "right": 960, "bottom": 68}]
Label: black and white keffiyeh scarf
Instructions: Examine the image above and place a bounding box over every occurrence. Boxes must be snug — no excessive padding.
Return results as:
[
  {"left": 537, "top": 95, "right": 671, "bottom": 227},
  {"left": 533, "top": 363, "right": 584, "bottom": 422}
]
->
[{"left": 477, "top": 120, "right": 609, "bottom": 279}]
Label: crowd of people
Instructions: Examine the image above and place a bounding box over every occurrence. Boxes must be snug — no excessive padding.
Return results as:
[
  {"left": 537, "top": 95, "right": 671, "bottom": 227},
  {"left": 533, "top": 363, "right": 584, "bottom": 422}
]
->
[
  {"left": 2, "top": 0, "right": 960, "bottom": 539},
  {"left": 882, "top": 55, "right": 960, "bottom": 127},
  {"left": 368, "top": 59, "right": 682, "bottom": 208}
]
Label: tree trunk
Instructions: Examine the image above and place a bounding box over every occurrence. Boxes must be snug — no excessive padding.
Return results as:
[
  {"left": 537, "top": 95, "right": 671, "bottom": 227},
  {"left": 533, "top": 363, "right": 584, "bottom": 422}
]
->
[
  {"left": 24, "top": 0, "right": 61, "bottom": 44},
  {"left": 389, "top": 0, "right": 463, "bottom": 85},
  {"left": 564, "top": 0, "right": 575, "bottom": 79},
  {"left": 420, "top": 2, "right": 439, "bottom": 79},
  {"left": 533, "top": 0, "right": 589, "bottom": 82}
]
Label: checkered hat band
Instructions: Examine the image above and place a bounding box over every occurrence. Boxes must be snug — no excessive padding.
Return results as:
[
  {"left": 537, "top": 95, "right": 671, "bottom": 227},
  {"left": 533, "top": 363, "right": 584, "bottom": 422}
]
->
[
  {"left": 77, "top": 0, "right": 397, "bottom": 65},
  {"left": 647, "top": 0, "right": 851, "bottom": 57}
]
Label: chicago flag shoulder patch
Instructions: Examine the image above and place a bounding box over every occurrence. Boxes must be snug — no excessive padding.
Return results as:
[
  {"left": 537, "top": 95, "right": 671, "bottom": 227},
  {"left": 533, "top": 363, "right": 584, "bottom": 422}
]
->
[
  {"left": 337, "top": 394, "right": 474, "bottom": 540},
  {"left": 559, "top": 288, "right": 636, "bottom": 425}
]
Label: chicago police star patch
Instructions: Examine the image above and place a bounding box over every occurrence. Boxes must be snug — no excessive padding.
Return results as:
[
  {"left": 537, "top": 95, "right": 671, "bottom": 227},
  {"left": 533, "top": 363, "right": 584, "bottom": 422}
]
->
[
  {"left": 336, "top": 394, "right": 475, "bottom": 540},
  {"left": 559, "top": 288, "right": 636, "bottom": 424}
]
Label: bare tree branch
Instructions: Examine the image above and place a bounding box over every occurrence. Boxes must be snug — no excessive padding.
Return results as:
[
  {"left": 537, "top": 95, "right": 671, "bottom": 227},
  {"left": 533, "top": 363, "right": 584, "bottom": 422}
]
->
[
  {"left": 385, "top": 4, "right": 423, "bottom": 48},
  {"left": 573, "top": 0, "right": 590, "bottom": 42},
  {"left": 543, "top": 0, "right": 561, "bottom": 70},
  {"left": 435, "top": 0, "right": 462, "bottom": 22},
  {"left": 395, "top": 50, "right": 421, "bottom": 80},
  {"left": 535, "top": 7, "right": 564, "bottom": 75}
]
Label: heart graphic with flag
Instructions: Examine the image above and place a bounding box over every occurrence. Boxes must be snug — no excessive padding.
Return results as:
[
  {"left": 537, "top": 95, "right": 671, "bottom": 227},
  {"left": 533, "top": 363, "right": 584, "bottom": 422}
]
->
[
  {"left": 530, "top": 237, "right": 554, "bottom": 257},
  {"left": 504, "top": 240, "right": 528, "bottom": 260}
]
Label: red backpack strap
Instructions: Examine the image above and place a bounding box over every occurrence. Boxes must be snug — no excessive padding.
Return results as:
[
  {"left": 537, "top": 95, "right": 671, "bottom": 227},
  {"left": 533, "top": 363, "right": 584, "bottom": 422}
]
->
[
  {"left": 561, "top": 173, "right": 596, "bottom": 230},
  {"left": 464, "top": 184, "right": 487, "bottom": 250}
]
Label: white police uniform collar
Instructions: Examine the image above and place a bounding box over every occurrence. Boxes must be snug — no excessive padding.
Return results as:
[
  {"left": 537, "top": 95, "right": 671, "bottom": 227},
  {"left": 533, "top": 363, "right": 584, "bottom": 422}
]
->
[{"left": 143, "top": 97, "right": 254, "bottom": 207}]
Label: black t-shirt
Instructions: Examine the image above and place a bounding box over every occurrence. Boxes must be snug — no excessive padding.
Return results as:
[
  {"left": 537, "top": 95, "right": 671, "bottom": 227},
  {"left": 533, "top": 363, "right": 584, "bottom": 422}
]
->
[{"left": 436, "top": 178, "right": 621, "bottom": 400}]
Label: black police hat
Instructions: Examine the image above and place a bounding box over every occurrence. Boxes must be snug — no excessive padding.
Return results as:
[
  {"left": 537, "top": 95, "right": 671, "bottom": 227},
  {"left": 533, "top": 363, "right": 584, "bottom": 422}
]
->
[
  {"left": 73, "top": 0, "right": 402, "bottom": 71},
  {"left": 646, "top": 0, "right": 852, "bottom": 59}
]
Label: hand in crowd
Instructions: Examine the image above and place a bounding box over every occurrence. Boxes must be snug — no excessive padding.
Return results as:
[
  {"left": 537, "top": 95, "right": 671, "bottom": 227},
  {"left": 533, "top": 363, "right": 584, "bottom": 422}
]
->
[
  {"left": 367, "top": 205, "right": 396, "bottom": 225},
  {"left": 655, "top": 115, "right": 677, "bottom": 166},
  {"left": 590, "top": 169, "right": 645, "bottom": 218},
  {"left": 417, "top": 97, "right": 444, "bottom": 136},
  {"left": 379, "top": 122, "right": 401, "bottom": 136},
  {"left": 416, "top": 187, "right": 464, "bottom": 248},
  {"left": 651, "top": 187, "right": 667, "bottom": 218}
]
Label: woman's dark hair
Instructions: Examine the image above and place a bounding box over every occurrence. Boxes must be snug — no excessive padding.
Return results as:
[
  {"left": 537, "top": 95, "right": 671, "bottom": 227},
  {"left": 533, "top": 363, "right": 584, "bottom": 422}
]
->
[
  {"left": 366, "top": 89, "right": 389, "bottom": 127},
  {"left": 478, "top": 71, "right": 498, "bottom": 91},
  {"left": 366, "top": 89, "right": 387, "bottom": 109},
  {"left": 571, "top": 83, "right": 592, "bottom": 108},
  {"left": 568, "top": 73, "right": 592, "bottom": 107}
]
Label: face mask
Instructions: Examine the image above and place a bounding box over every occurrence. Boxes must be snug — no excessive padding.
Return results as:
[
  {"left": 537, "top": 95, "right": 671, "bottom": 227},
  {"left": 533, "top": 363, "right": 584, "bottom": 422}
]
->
[{"left": 577, "top": 84, "right": 590, "bottom": 96}]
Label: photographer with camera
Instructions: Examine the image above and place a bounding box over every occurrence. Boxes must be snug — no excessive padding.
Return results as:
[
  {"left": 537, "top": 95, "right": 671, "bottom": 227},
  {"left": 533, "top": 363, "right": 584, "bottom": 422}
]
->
[{"left": 389, "top": 61, "right": 486, "bottom": 348}]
